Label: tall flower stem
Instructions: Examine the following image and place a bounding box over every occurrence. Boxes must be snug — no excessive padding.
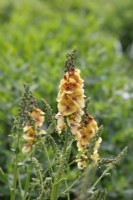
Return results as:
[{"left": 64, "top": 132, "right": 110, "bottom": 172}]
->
[
  {"left": 42, "top": 141, "right": 54, "bottom": 174},
  {"left": 63, "top": 128, "right": 70, "bottom": 199},
  {"left": 23, "top": 163, "right": 32, "bottom": 200},
  {"left": 50, "top": 128, "right": 69, "bottom": 200},
  {"left": 63, "top": 175, "right": 81, "bottom": 194},
  {"left": 89, "top": 164, "right": 113, "bottom": 191},
  {"left": 11, "top": 153, "right": 19, "bottom": 200},
  {"left": 65, "top": 177, "right": 70, "bottom": 200},
  {"left": 18, "top": 170, "right": 23, "bottom": 198},
  {"left": 11, "top": 122, "right": 21, "bottom": 200}
]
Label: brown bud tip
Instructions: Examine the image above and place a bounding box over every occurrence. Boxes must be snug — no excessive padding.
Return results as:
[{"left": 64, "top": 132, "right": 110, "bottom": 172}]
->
[
  {"left": 86, "top": 146, "right": 89, "bottom": 150},
  {"left": 63, "top": 75, "right": 67, "bottom": 80},
  {"left": 71, "top": 67, "right": 75, "bottom": 71},
  {"left": 84, "top": 120, "right": 89, "bottom": 125},
  {"left": 72, "top": 156, "right": 76, "bottom": 160}
]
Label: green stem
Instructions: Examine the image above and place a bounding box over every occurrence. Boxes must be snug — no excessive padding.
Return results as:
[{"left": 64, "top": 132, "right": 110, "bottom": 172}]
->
[
  {"left": 65, "top": 179, "right": 70, "bottom": 200},
  {"left": 50, "top": 128, "right": 69, "bottom": 200},
  {"left": 11, "top": 126, "right": 21, "bottom": 200},
  {"left": 17, "top": 170, "right": 23, "bottom": 198},
  {"left": 23, "top": 164, "right": 32, "bottom": 200},
  {"left": 42, "top": 141, "right": 54, "bottom": 174},
  {"left": 51, "top": 183, "right": 59, "bottom": 200},
  {"left": 63, "top": 175, "right": 81, "bottom": 194},
  {"left": 63, "top": 127, "right": 69, "bottom": 154},
  {"left": 11, "top": 153, "right": 19, "bottom": 200},
  {"left": 90, "top": 164, "right": 113, "bottom": 190}
]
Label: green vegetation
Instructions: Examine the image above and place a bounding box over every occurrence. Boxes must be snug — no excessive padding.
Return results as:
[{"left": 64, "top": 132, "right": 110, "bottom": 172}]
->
[{"left": 0, "top": 0, "right": 133, "bottom": 199}]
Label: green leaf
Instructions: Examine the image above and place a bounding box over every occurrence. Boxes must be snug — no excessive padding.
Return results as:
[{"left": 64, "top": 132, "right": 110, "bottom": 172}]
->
[{"left": 0, "top": 167, "right": 9, "bottom": 185}]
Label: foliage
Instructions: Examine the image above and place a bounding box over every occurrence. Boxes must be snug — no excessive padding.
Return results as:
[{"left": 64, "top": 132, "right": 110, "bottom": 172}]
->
[{"left": 0, "top": 64, "right": 127, "bottom": 200}]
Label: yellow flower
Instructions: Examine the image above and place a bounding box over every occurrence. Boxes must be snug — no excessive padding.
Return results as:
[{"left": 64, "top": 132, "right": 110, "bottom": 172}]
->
[
  {"left": 77, "top": 159, "right": 87, "bottom": 169},
  {"left": 22, "top": 140, "right": 33, "bottom": 153},
  {"left": 91, "top": 137, "right": 102, "bottom": 163},
  {"left": 23, "top": 128, "right": 37, "bottom": 141},
  {"left": 78, "top": 125, "right": 94, "bottom": 145},
  {"left": 56, "top": 68, "right": 85, "bottom": 135},
  {"left": 55, "top": 113, "right": 65, "bottom": 133},
  {"left": 70, "top": 125, "right": 81, "bottom": 140},
  {"left": 67, "top": 110, "right": 84, "bottom": 140},
  {"left": 59, "top": 78, "right": 80, "bottom": 93},
  {"left": 68, "top": 69, "right": 84, "bottom": 85},
  {"left": 57, "top": 82, "right": 82, "bottom": 104},
  {"left": 30, "top": 107, "right": 45, "bottom": 127},
  {"left": 77, "top": 140, "right": 83, "bottom": 151},
  {"left": 68, "top": 89, "right": 85, "bottom": 109},
  {"left": 57, "top": 69, "right": 84, "bottom": 103},
  {"left": 67, "top": 111, "right": 83, "bottom": 126},
  {"left": 86, "top": 126, "right": 96, "bottom": 139},
  {"left": 58, "top": 95, "right": 79, "bottom": 116},
  {"left": 59, "top": 69, "right": 84, "bottom": 88},
  {"left": 22, "top": 128, "right": 36, "bottom": 153},
  {"left": 22, "top": 126, "right": 46, "bottom": 153},
  {"left": 23, "top": 123, "right": 32, "bottom": 132},
  {"left": 89, "top": 119, "right": 98, "bottom": 132},
  {"left": 80, "top": 131, "right": 90, "bottom": 145},
  {"left": 90, "top": 153, "right": 99, "bottom": 163},
  {"left": 94, "top": 137, "right": 102, "bottom": 151},
  {"left": 76, "top": 118, "right": 98, "bottom": 150}
]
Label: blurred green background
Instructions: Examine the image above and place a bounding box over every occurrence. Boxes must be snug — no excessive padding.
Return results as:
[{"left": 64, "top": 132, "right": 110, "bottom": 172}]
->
[{"left": 0, "top": 0, "right": 133, "bottom": 199}]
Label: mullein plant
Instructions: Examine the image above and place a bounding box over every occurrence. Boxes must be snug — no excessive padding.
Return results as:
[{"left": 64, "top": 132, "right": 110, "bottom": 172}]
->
[{"left": 0, "top": 50, "right": 127, "bottom": 200}]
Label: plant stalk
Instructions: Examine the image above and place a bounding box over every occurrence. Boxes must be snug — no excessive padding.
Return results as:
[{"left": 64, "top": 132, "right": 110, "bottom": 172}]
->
[
  {"left": 23, "top": 163, "right": 32, "bottom": 200},
  {"left": 11, "top": 153, "right": 19, "bottom": 200},
  {"left": 50, "top": 128, "right": 69, "bottom": 200},
  {"left": 42, "top": 141, "right": 54, "bottom": 174},
  {"left": 90, "top": 164, "right": 113, "bottom": 191}
]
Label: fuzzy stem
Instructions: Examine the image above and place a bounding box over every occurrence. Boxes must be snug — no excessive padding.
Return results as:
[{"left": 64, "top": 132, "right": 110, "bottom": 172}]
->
[
  {"left": 11, "top": 153, "right": 19, "bottom": 200},
  {"left": 50, "top": 128, "right": 69, "bottom": 200},
  {"left": 65, "top": 178, "right": 70, "bottom": 200},
  {"left": 11, "top": 125, "right": 21, "bottom": 200},
  {"left": 63, "top": 127, "right": 69, "bottom": 154},
  {"left": 42, "top": 141, "right": 54, "bottom": 174},
  {"left": 17, "top": 170, "right": 23, "bottom": 198},
  {"left": 63, "top": 175, "right": 81, "bottom": 194},
  {"left": 23, "top": 163, "right": 32, "bottom": 200},
  {"left": 51, "top": 184, "right": 59, "bottom": 200},
  {"left": 90, "top": 164, "right": 113, "bottom": 191}
]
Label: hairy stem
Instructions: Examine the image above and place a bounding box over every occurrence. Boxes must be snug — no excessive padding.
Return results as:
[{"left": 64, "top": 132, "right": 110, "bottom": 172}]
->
[
  {"left": 18, "top": 170, "right": 23, "bottom": 198},
  {"left": 23, "top": 163, "right": 32, "bottom": 200},
  {"left": 63, "top": 175, "right": 81, "bottom": 194},
  {"left": 11, "top": 126, "right": 21, "bottom": 200},
  {"left": 50, "top": 128, "right": 69, "bottom": 200},
  {"left": 42, "top": 141, "right": 54, "bottom": 174},
  {"left": 90, "top": 164, "right": 113, "bottom": 191},
  {"left": 11, "top": 153, "right": 19, "bottom": 200},
  {"left": 65, "top": 178, "right": 70, "bottom": 200}
]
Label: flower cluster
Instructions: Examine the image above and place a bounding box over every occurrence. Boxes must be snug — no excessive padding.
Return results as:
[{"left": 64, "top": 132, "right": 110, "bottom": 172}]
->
[
  {"left": 56, "top": 68, "right": 85, "bottom": 140},
  {"left": 76, "top": 114, "right": 102, "bottom": 169},
  {"left": 56, "top": 61, "right": 102, "bottom": 169},
  {"left": 22, "top": 107, "right": 45, "bottom": 153}
]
